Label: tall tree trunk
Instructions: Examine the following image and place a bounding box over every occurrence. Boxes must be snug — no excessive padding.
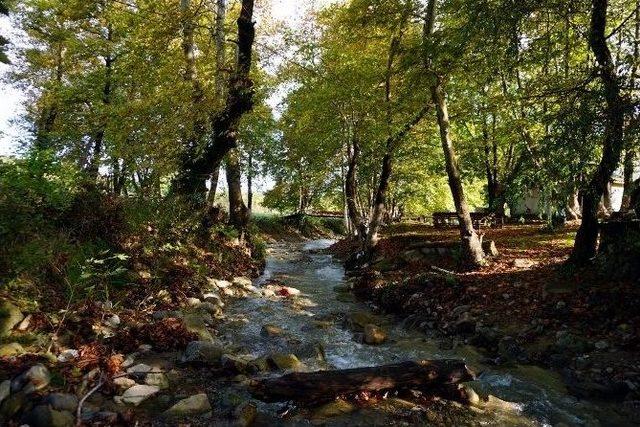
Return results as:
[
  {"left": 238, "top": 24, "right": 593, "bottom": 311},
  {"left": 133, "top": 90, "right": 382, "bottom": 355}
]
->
[
  {"left": 566, "top": 187, "right": 582, "bottom": 220},
  {"left": 87, "top": 25, "right": 113, "bottom": 181},
  {"left": 425, "top": 0, "right": 484, "bottom": 268},
  {"left": 35, "top": 43, "right": 63, "bottom": 151},
  {"left": 208, "top": 0, "right": 227, "bottom": 206},
  {"left": 207, "top": 165, "right": 220, "bottom": 205},
  {"left": 431, "top": 78, "right": 485, "bottom": 267},
  {"left": 570, "top": 0, "right": 626, "bottom": 264},
  {"left": 621, "top": 149, "right": 636, "bottom": 211},
  {"left": 226, "top": 149, "right": 249, "bottom": 233},
  {"left": 247, "top": 150, "right": 253, "bottom": 212},
  {"left": 621, "top": 2, "right": 640, "bottom": 211},
  {"left": 364, "top": 8, "right": 411, "bottom": 253},
  {"left": 172, "top": 0, "right": 209, "bottom": 203},
  {"left": 345, "top": 130, "right": 364, "bottom": 237},
  {"left": 174, "top": 0, "right": 255, "bottom": 205}
]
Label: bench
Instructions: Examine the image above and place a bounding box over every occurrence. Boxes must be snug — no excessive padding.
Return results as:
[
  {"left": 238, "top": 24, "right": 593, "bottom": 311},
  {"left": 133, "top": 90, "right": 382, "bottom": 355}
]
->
[{"left": 432, "top": 211, "right": 505, "bottom": 229}]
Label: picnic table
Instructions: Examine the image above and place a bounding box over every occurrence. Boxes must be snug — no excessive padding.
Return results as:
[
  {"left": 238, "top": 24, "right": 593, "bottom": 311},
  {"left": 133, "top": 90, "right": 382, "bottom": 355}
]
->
[{"left": 432, "top": 211, "right": 505, "bottom": 229}]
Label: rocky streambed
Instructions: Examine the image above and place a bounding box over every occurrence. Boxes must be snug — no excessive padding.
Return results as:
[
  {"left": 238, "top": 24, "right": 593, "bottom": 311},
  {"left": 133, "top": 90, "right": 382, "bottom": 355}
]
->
[{"left": 0, "top": 239, "right": 636, "bottom": 425}]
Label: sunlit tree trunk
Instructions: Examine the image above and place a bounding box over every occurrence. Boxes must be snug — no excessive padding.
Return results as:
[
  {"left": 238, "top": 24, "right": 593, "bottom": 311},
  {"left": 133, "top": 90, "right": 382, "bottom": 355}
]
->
[
  {"left": 571, "top": 0, "right": 625, "bottom": 263},
  {"left": 173, "top": 0, "right": 255, "bottom": 206},
  {"left": 345, "top": 129, "right": 365, "bottom": 237},
  {"left": 431, "top": 78, "right": 485, "bottom": 267},
  {"left": 208, "top": 0, "right": 227, "bottom": 205},
  {"left": 425, "top": 0, "right": 484, "bottom": 268}
]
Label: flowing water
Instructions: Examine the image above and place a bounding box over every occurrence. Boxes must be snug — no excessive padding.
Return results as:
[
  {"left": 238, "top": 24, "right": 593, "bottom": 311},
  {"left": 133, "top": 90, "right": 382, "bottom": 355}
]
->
[{"left": 219, "top": 239, "right": 631, "bottom": 426}]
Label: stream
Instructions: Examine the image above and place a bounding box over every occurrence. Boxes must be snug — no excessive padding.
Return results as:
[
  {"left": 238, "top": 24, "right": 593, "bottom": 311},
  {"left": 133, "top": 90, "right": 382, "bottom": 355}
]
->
[{"left": 218, "top": 239, "right": 629, "bottom": 426}]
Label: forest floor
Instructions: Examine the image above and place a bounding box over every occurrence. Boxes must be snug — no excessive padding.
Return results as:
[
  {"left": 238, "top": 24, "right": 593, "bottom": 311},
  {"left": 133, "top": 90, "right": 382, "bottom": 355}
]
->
[{"left": 333, "top": 222, "right": 640, "bottom": 410}]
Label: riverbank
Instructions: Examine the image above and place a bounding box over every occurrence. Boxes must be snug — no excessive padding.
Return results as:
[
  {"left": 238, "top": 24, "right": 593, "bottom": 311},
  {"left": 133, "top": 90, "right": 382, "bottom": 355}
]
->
[{"left": 334, "top": 223, "right": 640, "bottom": 423}]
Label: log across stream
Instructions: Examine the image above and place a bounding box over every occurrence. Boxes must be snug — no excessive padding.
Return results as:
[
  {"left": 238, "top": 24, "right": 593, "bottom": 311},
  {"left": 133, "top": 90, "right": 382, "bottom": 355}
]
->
[
  {"left": 252, "top": 360, "right": 475, "bottom": 404},
  {"left": 218, "top": 239, "right": 627, "bottom": 425}
]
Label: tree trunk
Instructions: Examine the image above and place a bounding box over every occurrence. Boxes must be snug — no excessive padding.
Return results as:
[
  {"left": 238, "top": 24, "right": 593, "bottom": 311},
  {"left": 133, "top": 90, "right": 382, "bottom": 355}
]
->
[
  {"left": 207, "top": 163, "right": 220, "bottom": 205},
  {"left": 86, "top": 25, "right": 113, "bottom": 181},
  {"left": 345, "top": 132, "right": 365, "bottom": 237},
  {"left": 621, "top": 149, "right": 636, "bottom": 211},
  {"left": 570, "top": 0, "right": 626, "bottom": 264},
  {"left": 247, "top": 151, "right": 253, "bottom": 212},
  {"left": 431, "top": 78, "right": 485, "bottom": 268},
  {"left": 566, "top": 188, "right": 582, "bottom": 220},
  {"left": 226, "top": 149, "right": 249, "bottom": 233},
  {"left": 206, "top": 0, "right": 227, "bottom": 207},
  {"left": 251, "top": 360, "right": 475, "bottom": 404},
  {"left": 172, "top": 0, "right": 209, "bottom": 204},
  {"left": 173, "top": 0, "right": 255, "bottom": 205}
]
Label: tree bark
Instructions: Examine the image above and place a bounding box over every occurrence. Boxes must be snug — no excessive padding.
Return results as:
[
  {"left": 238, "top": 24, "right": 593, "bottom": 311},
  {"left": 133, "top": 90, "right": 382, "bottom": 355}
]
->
[
  {"left": 621, "top": 149, "right": 636, "bottom": 211},
  {"left": 247, "top": 150, "right": 253, "bottom": 212},
  {"left": 207, "top": 163, "right": 220, "bottom": 205},
  {"left": 86, "top": 24, "right": 113, "bottom": 181},
  {"left": 424, "top": 0, "right": 484, "bottom": 268},
  {"left": 207, "top": 0, "right": 227, "bottom": 207},
  {"left": 570, "top": 0, "right": 626, "bottom": 264},
  {"left": 173, "top": 0, "right": 255, "bottom": 205},
  {"left": 226, "top": 148, "right": 249, "bottom": 233},
  {"left": 365, "top": 106, "right": 430, "bottom": 254},
  {"left": 172, "top": 0, "right": 209, "bottom": 203},
  {"left": 251, "top": 360, "right": 475, "bottom": 404},
  {"left": 345, "top": 130, "right": 365, "bottom": 237},
  {"left": 431, "top": 78, "right": 485, "bottom": 267}
]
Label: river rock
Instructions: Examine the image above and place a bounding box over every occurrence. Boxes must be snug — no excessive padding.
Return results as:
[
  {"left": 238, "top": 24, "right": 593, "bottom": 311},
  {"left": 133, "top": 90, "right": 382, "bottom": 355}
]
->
[
  {"left": 105, "top": 314, "right": 121, "bottom": 328},
  {"left": 311, "top": 399, "right": 355, "bottom": 419},
  {"left": 117, "top": 384, "right": 159, "bottom": 406},
  {"left": 14, "top": 364, "right": 51, "bottom": 394},
  {"left": 234, "top": 401, "right": 257, "bottom": 427},
  {"left": 453, "top": 313, "right": 477, "bottom": 334},
  {"left": 269, "top": 353, "right": 304, "bottom": 371},
  {"left": 203, "top": 292, "right": 224, "bottom": 307},
  {"left": 261, "top": 324, "right": 284, "bottom": 337},
  {"left": 0, "top": 342, "right": 25, "bottom": 357},
  {"left": 555, "top": 332, "right": 591, "bottom": 354},
  {"left": 451, "top": 305, "right": 471, "bottom": 318},
  {"left": 207, "top": 278, "right": 232, "bottom": 290},
  {"left": 182, "top": 311, "right": 215, "bottom": 341},
  {"left": 165, "top": 393, "right": 211, "bottom": 416},
  {"left": 44, "top": 393, "right": 78, "bottom": 412},
  {"left": 182, "top": 340, "right": 225, "bottom": 364},
  {"left": 57, "top": 349, "right": 79, "bottom": 363},
  {"left": 364, "top": 324, "right": 387, "bottom": 345},
  {"left": 21, "top": 405, "right": 75, "bottom": 427},
  {"left": 222, "top": 354, "right": 256, "bottom": 374},
  {"left": 0, "top": 380, "right": 10, "bottom": 405},
  {"left": 145, "top": 372, "right": 169, "bottom": 389},
  {"left": 197, "top": 302, "right": 223, "bottom": 318},
  {"left": 348, "top": 311, "right": 379, "bottom": 331},
  {"left": 113, "top": 377, "right": 136, "bottom": 391},
  {"left": 126, "top": 363, "right": 152, "bottom": 375},
  {"left": 0, "top": 301, "right": 24, "bottom": 337}
]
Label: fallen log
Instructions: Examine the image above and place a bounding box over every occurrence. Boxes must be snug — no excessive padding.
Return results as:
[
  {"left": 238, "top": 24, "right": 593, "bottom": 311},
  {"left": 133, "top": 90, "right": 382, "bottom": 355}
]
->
[{"left": 251, "top": 359, "right": 475, "bottom": 404}]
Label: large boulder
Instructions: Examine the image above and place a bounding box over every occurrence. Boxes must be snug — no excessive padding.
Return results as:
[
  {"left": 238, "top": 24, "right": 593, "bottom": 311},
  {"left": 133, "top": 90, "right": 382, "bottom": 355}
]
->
[
  {"left": 44, "top": 393, "right": 78, "bottom": 412},
  {"left": 364, "top": 324, "right": 387, "bottom": 345},
  {"left": 0, "top": 302, "right": 24, "bottom": 337},
  {"left": 21, "top": 405, "right": 74, "bottom": 427},
  {"left": 269, "top": 353, "right": 304, "bottom": 371},
  {"left": 12, "top": 364, "right": 51, "bottom": 394},
  {"left": 181, "top": 341, "right": 225, "bottom": 365},
  {"left": 116, "top": 384, "right": 159, "bottom": 406},
  {"left": 0, "top": 342, "right": 25, "bottom": 357},
  {"left": 164, "top": 393, "right": 211, "bottom": 416}
]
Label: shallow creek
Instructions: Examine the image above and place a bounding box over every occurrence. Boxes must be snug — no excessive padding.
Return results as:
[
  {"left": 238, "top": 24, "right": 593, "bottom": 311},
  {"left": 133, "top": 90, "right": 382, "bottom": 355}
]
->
[{"left": 218, "top": 239, "right": 628, "bottom": 426}]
